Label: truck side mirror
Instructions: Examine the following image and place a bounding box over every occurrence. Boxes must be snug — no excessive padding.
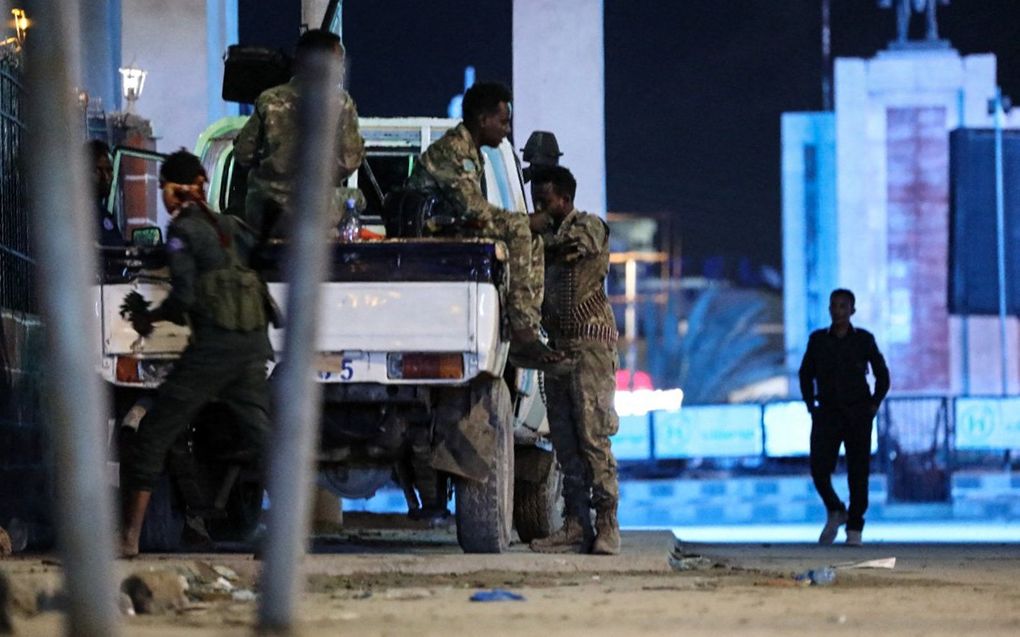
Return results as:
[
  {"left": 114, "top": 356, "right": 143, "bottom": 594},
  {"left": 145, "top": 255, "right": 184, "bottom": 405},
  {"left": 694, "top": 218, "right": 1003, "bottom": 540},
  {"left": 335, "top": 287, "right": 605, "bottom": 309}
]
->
[{"left": 131, "top": 226, "right": 163, "bottom": 247}]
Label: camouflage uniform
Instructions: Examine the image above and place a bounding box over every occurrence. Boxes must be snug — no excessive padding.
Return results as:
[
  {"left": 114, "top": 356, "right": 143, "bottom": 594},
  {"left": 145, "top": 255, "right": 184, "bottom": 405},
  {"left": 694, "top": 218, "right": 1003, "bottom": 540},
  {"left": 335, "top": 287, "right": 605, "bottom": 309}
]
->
[
  {"left": 539, "top": 208, "right": 620, "bottom": 552},
  {"left": 120, "top": 204, "right": 273, "bottom": 492},
  {"left": 234, "top": 78, "right": 365, "bottom": 239},
  {"left": 406, "top": 122, "right": 544, "bottom": 336}
]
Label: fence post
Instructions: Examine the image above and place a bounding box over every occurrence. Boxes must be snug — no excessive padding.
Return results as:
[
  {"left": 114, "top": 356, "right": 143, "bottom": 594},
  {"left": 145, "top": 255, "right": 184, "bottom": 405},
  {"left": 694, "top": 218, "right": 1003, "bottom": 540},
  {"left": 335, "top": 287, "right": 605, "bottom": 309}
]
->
[
  {"left": 23, "top": 1, "right": 120, "bottom": 635},
  {"left": 257, "top": 49, "right": 342, "bottom": 635}
]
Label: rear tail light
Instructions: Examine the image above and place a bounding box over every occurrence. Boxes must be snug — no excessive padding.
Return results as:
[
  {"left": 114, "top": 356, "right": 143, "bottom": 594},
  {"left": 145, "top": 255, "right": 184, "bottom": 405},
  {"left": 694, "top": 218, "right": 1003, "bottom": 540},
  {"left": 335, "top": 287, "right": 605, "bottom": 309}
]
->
[
  {"left": 114, "top": 356, "right": 173, "bottom": 385},
  {"left": 115, "top": 356, "right": 141, "bottom": 383},
  {"left": 387, "top": 353, "right": 464, "bottom": 380}
]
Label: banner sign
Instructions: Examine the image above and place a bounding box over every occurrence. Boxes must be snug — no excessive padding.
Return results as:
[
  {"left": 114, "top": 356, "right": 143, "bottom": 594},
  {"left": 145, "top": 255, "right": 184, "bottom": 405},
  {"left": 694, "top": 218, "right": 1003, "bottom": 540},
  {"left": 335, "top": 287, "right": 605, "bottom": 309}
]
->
[
  {"left": 763, "top": 401, "right": 879, "bottom": 457},
  {"left": 955, "top": 398, "right": 1020, "bottom": 450},
  {"left": 652, "top": 405, "right": 762, "bottom": 458},
  {"left": 611, "top": 414, "right": 652, "bottom": 461}
]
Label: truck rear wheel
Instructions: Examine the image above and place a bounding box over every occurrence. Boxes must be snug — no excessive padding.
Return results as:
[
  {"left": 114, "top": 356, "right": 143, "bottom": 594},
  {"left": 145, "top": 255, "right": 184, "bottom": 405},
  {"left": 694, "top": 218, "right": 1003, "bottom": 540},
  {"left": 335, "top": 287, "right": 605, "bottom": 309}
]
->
[
  {"left": 513, "top": 448, "right": 563, "bottom": 543},
  {"left": 455, "top": 378, "right": 514, "bottom": 553}
]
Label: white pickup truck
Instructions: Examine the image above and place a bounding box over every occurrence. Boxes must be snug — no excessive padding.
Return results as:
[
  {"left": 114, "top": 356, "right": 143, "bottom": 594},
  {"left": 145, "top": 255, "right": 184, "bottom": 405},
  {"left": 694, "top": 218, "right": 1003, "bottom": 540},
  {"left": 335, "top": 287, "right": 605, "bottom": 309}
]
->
[{"left": 96, "top": 118, "right": 562, "bottom": 553}]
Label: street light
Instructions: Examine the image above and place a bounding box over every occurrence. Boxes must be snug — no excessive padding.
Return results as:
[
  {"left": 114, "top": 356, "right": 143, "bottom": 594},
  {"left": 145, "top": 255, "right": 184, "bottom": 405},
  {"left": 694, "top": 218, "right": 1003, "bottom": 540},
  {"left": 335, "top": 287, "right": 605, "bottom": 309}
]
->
[{"left": 118, "top": 64, "right": 147, "bottom": 112}]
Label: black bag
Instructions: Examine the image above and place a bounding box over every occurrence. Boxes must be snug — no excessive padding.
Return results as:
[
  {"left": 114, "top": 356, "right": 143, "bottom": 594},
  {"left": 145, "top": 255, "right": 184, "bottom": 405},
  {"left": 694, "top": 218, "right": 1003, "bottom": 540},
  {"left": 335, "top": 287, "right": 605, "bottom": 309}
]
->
[
  {"left": 381, "top": 188, "right": 461, "bottom": 238},
  {"left": 222, "top": 45, "right": 291, "bottom": 104}
]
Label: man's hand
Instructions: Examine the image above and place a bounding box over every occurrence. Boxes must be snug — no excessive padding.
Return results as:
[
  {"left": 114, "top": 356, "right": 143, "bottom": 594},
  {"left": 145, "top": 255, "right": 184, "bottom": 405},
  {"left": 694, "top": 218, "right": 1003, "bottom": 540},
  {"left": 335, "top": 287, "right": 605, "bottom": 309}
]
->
[
  {"left": 529, "top": 211, "right": 551, "bottom": 233},
  {"left": 546, "top": 238, "right": 582, "bottom": 262}
]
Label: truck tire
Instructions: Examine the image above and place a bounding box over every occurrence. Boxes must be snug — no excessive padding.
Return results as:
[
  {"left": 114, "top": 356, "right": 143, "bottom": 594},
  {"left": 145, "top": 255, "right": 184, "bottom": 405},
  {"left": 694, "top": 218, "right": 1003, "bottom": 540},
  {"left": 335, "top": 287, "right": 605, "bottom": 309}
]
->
[
  {"left": 139, "top": 476, "right": 184, "bottom": 553},
  {"left": 208, "top": 478, "right": 264, "bottom": 542},
  {"left": 513, "top": 450, "right": 563, "bottom": 543},
  {"left": 455, "top": 378, "right": 514, "bottom": 553}
]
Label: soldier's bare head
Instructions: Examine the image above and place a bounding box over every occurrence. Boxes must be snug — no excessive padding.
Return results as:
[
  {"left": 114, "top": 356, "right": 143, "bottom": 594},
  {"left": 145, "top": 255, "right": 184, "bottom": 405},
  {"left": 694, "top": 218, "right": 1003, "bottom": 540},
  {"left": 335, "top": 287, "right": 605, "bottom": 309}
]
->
[
  {"left": 295, "top": 29, "right": 344, "bottom": 70},
  {"left": 463, "top": 82, "right": 512, "bottom": 149},
  {"left": 530, "top": 165, "right": 576, "bottom": 221},
  {"left": 159, "top": 149, "right": 207, "bottom": 215}
]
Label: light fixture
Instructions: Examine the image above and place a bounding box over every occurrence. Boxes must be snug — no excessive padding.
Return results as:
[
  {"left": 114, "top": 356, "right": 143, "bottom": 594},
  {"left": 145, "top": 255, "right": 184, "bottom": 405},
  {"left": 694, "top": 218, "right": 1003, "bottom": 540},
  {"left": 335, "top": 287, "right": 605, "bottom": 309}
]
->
[
  {"left": 1, "top": 8, "right": 29, "bottom": 50},
  {"left": 119, "top": 64, "right": 147, "bottom": 112},
  {"left": 12, "top": 9, "right": 28, "bottom": 44}
]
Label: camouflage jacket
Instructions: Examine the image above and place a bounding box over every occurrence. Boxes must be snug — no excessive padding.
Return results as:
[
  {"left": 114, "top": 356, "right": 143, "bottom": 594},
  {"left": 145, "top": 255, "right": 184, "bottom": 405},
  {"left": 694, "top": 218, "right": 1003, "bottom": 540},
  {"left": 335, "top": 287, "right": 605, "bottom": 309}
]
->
[
  {"left": 406, "top": 122, "right": 504, "bottom": 227},
  {"left": 540, "top": 208, "right": 618, "bottom": 346},
  {"left": 233, "top": 78, "right": 365, "bottom": 207}
]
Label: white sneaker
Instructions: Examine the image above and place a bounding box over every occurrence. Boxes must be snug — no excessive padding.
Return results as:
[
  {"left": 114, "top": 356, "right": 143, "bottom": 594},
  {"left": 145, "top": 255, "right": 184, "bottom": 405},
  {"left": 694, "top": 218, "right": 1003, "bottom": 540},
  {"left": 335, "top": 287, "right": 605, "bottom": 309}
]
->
[
  {"left": 818, "top": 510, "right": 848, "bottom": 545},
  {"left": 846, "top": 530, "right": 863, "bottom": 546}
]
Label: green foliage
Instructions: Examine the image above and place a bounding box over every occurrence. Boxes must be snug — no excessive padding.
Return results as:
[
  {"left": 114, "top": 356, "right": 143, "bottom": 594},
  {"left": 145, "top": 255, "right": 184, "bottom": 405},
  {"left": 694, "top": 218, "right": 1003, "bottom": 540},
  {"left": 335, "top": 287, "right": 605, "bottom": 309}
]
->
[{"left": 640, "top": 287, "right": 784, "bottom": 404}]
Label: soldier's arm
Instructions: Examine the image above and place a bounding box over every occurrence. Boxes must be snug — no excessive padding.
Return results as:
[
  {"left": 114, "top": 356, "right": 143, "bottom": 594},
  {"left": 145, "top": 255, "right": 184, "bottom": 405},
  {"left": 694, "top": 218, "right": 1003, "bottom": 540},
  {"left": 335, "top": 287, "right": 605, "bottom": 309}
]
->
[
  {"left": 547, "top": 215, "right": 607, "bottom": 260},
  {"left": 148, "top": 224, "right": 195, "bottom": 325},
  {"left": 233, "top": 103, "right": 263, "bottom": 169},
  {"left": 420, "top": 146, "right": 503, "bottom": 223},
  {"left": 335, "top": 93, "right": 365, "bottom": 182}
]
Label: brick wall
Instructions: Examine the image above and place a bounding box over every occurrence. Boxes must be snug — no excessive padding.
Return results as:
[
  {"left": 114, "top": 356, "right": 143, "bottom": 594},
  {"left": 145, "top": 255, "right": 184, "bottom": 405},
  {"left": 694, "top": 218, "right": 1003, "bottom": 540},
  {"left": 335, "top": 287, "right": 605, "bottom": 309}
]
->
[{"left": 885, "top": 107, "right": 951, "bottom": 392}]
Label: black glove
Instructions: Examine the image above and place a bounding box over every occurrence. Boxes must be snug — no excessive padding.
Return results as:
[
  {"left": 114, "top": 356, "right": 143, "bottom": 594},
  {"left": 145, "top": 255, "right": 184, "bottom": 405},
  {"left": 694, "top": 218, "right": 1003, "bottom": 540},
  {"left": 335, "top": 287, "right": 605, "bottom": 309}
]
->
[{"left": 120, "top": 291, "right": 154, "bottom": 337}]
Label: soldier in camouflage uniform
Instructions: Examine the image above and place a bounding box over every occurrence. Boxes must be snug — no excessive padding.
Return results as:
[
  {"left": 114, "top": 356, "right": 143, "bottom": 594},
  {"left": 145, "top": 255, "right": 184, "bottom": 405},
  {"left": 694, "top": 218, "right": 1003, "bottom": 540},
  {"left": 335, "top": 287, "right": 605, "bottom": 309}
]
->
[
  {"left": 406, "top": 81, "right": 568, "bottom": 374},
  {"left": 234, "top": 29, "right": 365, "bottom": 240},
  {"left": 527, "top": 166, "right": 621, "bottom": 555},
  {"left": 118, "top": 150, "right": 273, "bottom": 557}
]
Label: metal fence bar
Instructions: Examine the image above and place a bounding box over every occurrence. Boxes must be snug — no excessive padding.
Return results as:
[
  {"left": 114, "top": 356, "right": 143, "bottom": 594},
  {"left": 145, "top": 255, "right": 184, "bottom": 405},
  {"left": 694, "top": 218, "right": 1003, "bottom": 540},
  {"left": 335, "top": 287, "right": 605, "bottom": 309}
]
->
[
  {"left": 258, "top": 50, "right": 343, "bottom": 634},
  {"left": 0, "top": 53, "right": 33, "bottom": 314},
  {"left": 23, "top": 1, "right": 120, "bottom": 635}
]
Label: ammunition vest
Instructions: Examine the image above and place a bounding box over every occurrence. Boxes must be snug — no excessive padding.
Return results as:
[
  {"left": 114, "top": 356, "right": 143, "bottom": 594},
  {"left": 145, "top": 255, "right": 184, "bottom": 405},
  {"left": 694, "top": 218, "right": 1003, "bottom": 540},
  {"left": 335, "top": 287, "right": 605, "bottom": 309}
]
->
[{"left": 194, "top": 229, "right": 268, "bottom": 332}]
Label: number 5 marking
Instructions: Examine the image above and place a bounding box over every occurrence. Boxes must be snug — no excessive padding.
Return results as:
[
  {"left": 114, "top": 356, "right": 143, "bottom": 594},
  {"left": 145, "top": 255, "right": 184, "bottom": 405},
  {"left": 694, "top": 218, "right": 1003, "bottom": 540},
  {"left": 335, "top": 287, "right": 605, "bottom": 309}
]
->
[{"left": 340, "top": 358, "right": 354, "bottom": 381}]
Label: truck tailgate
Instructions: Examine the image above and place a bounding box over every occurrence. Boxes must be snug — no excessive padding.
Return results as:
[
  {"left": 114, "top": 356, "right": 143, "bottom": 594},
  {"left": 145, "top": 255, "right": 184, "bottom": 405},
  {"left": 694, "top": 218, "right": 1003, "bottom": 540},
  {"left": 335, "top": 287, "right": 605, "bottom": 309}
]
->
[{"left": 267, "top": 281, "right": 477, "bottom": 353}]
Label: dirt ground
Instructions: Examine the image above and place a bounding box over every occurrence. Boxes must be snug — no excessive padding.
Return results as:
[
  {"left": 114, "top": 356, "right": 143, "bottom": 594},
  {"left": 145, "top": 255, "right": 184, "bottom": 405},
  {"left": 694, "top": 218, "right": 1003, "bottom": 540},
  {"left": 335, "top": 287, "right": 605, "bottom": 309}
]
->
[{"left": 3, "top": 515, "right": 1020, "bottom": 636}]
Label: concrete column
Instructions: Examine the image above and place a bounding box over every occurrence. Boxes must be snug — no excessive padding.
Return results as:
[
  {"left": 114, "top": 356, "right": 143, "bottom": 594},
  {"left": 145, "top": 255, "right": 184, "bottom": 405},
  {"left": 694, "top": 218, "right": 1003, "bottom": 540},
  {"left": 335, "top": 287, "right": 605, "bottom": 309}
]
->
[
  {"left": 513, "top": 0, "right": 605, "bottom": 217},
  {"left": 121, "top": 0, "right": 208, "bottom": 152},
  {"left": 206, "top": 0, "right": 239, "bottom": 123},
  {"left": 80, "top": 0, "right": 122, "bottom": 111}
]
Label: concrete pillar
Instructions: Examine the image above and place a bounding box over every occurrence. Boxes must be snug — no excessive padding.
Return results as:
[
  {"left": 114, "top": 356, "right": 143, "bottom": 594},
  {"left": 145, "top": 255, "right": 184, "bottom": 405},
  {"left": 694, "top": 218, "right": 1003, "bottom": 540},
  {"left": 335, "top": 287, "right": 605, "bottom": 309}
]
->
[
  {"left": 206, "top": 0, "right": 239, "bottom": 123},
  {"left": 80, "top": 0, "right": 122, "bottom": 112},
  {"left": 513, "top": 0, "right": 605, "bottom": 217}
]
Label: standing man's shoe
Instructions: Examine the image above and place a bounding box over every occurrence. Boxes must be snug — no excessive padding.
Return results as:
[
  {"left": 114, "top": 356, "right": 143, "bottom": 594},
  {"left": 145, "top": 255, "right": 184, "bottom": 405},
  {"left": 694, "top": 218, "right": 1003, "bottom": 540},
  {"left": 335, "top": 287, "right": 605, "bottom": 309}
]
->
[
  {"left": 591, "top": 501, "right": 620, "bottom": 555},
  {"left": 845, "top": 530, "right": 863, "bottom": 546},
  {"left": 530, "top": 515, "right": 593, "bottom": 553},
  {"left": 818, "top": 509, "right": 848, "bottom": 545}
]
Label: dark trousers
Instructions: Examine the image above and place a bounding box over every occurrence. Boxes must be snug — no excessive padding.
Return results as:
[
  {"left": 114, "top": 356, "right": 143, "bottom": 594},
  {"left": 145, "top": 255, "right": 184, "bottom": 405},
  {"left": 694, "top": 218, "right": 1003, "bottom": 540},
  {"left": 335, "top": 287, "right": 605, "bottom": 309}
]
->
[
  {"left": 810, "top": 404, "right": 873, "bottom": 531},
  {"left": 120, "top": 347, "right": 270, "bottom": 492}
]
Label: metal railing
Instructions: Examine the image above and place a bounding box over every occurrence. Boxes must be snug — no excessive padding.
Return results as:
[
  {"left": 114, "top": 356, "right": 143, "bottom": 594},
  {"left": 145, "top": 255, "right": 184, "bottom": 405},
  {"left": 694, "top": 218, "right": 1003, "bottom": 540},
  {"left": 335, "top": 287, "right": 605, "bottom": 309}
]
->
[{"left": 0, "top": 54, "right": 32, "bottom": 314}]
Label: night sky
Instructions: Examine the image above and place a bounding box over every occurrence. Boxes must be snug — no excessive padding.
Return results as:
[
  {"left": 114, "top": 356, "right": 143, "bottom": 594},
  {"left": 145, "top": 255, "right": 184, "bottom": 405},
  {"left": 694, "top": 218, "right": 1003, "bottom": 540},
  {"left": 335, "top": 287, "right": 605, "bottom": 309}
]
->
[{"left": 337, "top": 1, "right": 1020, "bottom": 270}]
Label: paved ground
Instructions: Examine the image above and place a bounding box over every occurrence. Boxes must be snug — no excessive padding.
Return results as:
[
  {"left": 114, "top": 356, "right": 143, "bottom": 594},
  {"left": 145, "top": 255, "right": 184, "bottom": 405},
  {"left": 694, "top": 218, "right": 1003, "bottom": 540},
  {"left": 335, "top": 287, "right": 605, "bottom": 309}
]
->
[{"left": 3, "top": 519, "right": 1020, "bottom": 636}]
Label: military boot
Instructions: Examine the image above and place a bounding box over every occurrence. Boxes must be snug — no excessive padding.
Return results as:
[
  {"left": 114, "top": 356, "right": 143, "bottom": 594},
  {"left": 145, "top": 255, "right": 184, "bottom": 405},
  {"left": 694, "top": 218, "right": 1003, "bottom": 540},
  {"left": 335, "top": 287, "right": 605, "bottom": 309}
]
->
[
  {"left": 591, "top": 500, "right": 620, "bottom": 555},
  {"left": 529, "top": 515, "right": 594, "bottom": 553}
]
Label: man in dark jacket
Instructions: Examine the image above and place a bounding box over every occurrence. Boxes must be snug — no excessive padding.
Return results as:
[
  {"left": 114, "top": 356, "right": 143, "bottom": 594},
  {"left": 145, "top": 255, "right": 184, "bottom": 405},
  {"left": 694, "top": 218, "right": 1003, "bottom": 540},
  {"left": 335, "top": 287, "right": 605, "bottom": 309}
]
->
[
  {"left": 799, "top": 288, "right": 890, "bottom": 546},
  {"left": 118, "top": 150, "right": 272, "bottom": 557}
]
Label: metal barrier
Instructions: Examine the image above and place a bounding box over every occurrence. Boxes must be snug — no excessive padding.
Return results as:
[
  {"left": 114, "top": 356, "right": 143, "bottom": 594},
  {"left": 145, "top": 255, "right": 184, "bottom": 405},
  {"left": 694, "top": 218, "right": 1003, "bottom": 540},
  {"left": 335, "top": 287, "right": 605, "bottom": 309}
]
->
[
  {"left": 0, "top": 54, "right": 32, "bottom": 314},
  {"left": 613, "top": 395, "right": 1014, "bottom": 503},
  {"left": 882, "top": 397, "right": 951, "bottom": 502}
]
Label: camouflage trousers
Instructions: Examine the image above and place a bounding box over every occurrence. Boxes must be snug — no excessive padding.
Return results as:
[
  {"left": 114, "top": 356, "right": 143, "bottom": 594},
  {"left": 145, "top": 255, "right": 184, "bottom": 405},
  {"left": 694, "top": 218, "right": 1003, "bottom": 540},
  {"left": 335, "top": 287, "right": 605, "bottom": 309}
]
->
[
  {"left": 474, "top": 210, "right": 544, "bottom": 335},
  {"left": 120, "top": 345, "right": 271, "bottom": 492},
  {"left": 544, "top": 342, "right": 620, "bottom": 510}
]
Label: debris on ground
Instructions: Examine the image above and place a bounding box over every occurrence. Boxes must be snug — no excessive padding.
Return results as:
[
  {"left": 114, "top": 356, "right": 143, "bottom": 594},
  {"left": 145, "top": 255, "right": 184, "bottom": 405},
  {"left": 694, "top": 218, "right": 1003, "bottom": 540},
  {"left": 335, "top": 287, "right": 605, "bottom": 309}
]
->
[
  {"left": 121, "top": 568, "right": 189, "bottom": 614},
  {"left": 833, "top": 557, "right": 896, "bottom": 570},
  {"left": 383, "top": 587, "right": 434, "bottom": 601},
  {"left": 793, "top": 567, "right": 837, "bottom": 586},
  {"left": 469, "top": 589, "right": 526, "bottom": 602}
]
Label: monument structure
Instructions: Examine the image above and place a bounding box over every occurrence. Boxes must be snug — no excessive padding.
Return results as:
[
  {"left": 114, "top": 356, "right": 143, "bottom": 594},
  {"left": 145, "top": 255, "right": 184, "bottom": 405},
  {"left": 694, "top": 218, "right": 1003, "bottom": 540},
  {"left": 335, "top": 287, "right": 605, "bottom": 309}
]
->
[{"left": 783, "top": 1, "right": 1020, "bottom": 394}]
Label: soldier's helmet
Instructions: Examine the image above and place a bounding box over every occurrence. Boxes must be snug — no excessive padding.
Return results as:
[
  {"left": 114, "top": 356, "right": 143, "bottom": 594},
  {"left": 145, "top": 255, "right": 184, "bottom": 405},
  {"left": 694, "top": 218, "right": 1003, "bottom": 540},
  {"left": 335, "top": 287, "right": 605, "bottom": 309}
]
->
[{"left": 522, "top": 131, "right": 562, "bottom": 167}]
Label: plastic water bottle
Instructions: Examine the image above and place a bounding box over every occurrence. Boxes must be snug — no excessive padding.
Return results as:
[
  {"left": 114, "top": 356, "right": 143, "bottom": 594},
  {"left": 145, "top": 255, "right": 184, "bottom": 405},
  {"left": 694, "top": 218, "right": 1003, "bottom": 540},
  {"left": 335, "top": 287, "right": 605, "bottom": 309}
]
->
[
  {"left": 795, "top": 566, "right": 837, "bottom": 586},
  {"left": 339, "top": 197, "right": 361, "bottom": 243}
]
